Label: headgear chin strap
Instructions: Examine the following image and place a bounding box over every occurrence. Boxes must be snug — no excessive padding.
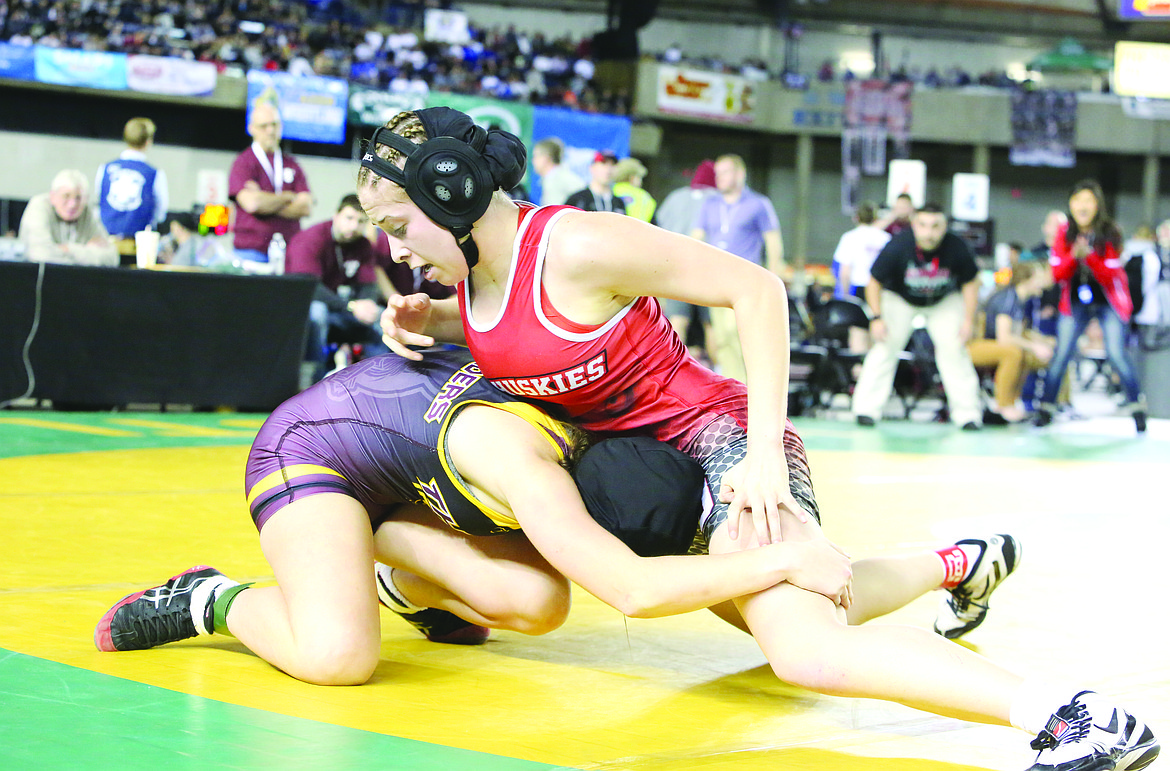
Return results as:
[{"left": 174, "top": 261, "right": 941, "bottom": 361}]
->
[{"left": 360, "top": 120, "right": 493, "bottom": 269}]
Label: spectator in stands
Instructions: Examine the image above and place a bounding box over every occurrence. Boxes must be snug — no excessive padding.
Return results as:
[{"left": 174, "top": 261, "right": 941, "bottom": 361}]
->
[
  {"left": 1024, "top": 211, "right": 1067, "bottom": 268},
  {"left": 160, "top": 211, "right": 232, "bottom": 268},
  {"left": 18, "top": 169, "right": 118, "bottom": 266},
  {"left": 654, "top": 160, "right": 717, "bottom": 362},
  {"left": 1033, "top": 180, "right": 1147, "bottom": 432},
  {"left": 851, "top": 203, "right": 983, "bottom": 429},
  {"left": 1018, "top": 210, "right": 1066, "bottom": 406},
  {"left": 229, "top": 100, "right": 313, "bottom": 263},
  {"left": 880, "top": 193, "right": 915, "bottom": 237},
  {"left": 95, "top": 117, "right": 169, "bottom": 262},
  {"left": 612, "top": 157, "right": 656, "bottom": 223},
  {"left": 531, "top": 137, "right": 584, "bottom": 206},
  {"left": 832, "top": 201, "right": 891, "bottom": 299},
  {"left": 968, "top": 262, "right": 1054, "bottom": 424},
  {"left": 1121, "top": 225, "right": 1158, "bottom": 322},
  {"left": 565, "top": 150, "right": 625, "bottom": 213},
  {"left": 691, "top": 153, "right": 782, "bottom": 382},
  {"left": 287, "top": 194, "right": 389, "bottom": 382},
  {"left": 1132, "top": 219, "right": 1169, "bottom": 345}
]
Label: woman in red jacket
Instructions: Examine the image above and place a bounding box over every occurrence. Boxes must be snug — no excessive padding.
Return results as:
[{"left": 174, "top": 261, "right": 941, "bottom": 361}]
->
[{"left": 1034, "top": 180, "right": 1147, "bottom": 431}]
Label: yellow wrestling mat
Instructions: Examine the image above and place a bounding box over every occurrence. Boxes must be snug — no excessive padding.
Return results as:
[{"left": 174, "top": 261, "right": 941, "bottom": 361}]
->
[{"left": 0, "top": 413, "right": 1166, "bottom": 770}]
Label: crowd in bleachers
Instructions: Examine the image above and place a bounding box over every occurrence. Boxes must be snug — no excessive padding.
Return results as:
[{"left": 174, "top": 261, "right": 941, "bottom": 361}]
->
[
  {"left": 658, "top": 45, "right": 1034, "bottom": 93},
  {"left": 0, "top": 0, "right": 630, "bottom": 114},
  {"left": 1, "top": 0, "right": 1110, "bottom": 119}
]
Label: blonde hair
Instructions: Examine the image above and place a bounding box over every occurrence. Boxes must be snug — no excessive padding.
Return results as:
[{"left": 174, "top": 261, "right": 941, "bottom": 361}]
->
[
  {"left": 356, "top": 111, "right": 428, "bottom": 190},
  {"left": 123, "top": 117, "right": 156, "bottom": 149}
]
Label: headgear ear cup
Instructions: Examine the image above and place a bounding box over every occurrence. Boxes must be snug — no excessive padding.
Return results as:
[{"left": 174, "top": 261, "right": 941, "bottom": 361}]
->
[
  {"left": 360, "top": 108, "right": 528, "bottom": 268},
  {"left": 404, "top": 137, "right": 495, "bottom": 227}
]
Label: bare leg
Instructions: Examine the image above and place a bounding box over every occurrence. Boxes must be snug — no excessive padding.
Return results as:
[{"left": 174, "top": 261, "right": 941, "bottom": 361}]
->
[
  {"left": 225, "top": 493, "right": 381, "bottom": 685},
  {"left": 374, "top": 504, "right": 570, "bottom": 635},
  {"left": 709, "top": 521, "right": 1022, "bottom": 725},
  {"left": 713, "top": 549, "right": 945, "bottom": 628},
  {"left": 846, "top": 552, "right": 944, "bottom": 625}
]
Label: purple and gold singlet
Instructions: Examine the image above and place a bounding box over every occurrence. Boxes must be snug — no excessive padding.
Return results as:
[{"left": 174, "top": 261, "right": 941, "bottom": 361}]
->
[{"left": 244, "top": 350, "right": 574, "bottom": 534}]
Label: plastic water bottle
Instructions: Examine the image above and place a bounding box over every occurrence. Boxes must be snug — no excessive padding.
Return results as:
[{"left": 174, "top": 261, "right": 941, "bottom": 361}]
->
[{"left": 267, "top": 232, "right": 286, "bottom": 275}]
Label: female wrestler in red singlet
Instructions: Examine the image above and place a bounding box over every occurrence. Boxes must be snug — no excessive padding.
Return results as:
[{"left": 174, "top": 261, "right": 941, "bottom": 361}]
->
[{"left": 355, "top": 107, "right": 1159, "bottom": 771}]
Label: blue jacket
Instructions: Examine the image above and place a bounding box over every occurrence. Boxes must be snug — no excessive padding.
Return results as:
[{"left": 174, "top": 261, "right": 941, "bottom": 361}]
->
[{"left": 97, "top": 157, "right": 159, "bottom": 237}]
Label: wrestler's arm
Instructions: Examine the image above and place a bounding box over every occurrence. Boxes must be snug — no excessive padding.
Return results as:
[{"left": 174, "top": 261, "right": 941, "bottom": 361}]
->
[{"left": 446, "top": 406, "right": 851, "bottom": 617}]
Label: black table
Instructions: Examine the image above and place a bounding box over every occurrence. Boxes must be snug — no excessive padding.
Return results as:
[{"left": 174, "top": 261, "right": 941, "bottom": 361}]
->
[{"left": 0, "top": 261, "right": 317, "bottom": 410}]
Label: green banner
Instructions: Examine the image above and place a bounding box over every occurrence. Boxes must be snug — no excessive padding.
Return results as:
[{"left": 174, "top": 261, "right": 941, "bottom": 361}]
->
[
  {"left": 348, "top": 85, "right": 426, "bottom": 127},
  {"left": 424, "top": 93, "right": 534, "bottom": 144}
]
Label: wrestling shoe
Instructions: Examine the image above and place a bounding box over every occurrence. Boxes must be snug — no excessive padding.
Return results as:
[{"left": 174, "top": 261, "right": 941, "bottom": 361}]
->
[
  {"left": 95, "top": 566, "right": 234, "bottom": 652},
  {"left": 934, "top": 534, "right": 1020, "bottom": 639},
  {"left": 1027, "top": 691, "right": 1159, "bottom": 771},
  {"left": 375, "top": 563, "right": 489, "bottom": 645}
]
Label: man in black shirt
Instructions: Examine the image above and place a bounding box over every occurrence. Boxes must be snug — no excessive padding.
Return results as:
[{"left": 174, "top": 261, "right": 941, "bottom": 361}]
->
[
  {"left": 851, "top": 204, "right": 984, "bottom": 429},
  {"left": 565, "top": 151, "right": 627, "bottom": 214}
]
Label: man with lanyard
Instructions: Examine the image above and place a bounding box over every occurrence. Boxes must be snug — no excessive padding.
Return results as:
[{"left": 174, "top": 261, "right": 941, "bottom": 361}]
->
[
  {"left": 228, "top": 99, "right": 313, "bottom": 264},
  {"left": 851, "top": 203, "right": 983, "bottom": 429},
  {"left": 564, "top": 150, "right": 627, "bottom": 214},
  {"left": 691, "top": 153, "right": 783, "bottom": 382},
  {"left": 286, "top": 194, "right": 389, "bottom": 383}
]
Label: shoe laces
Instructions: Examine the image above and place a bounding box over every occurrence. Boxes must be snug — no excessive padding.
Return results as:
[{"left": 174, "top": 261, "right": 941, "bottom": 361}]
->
[
  {"left": 1030, "top": 699, "right": 1091, "bottom": 751},
  {"left": 947, "top": 590, "right": 987, "bottom": 616},
  {"left": 130, "top": 604, "right": 191, "bottom": 643}
]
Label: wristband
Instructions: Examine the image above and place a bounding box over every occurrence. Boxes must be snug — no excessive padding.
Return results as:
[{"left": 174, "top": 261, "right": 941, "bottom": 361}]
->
[
  {"left": 347, "top": 300, "right": 357, "bottom": 313},
  {"left": 870, "top": 315, "right": 881, "bottom": 322}
]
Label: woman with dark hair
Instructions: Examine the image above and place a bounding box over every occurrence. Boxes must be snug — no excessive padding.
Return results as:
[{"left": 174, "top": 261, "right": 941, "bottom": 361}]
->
[{"left": 1033, "top": 180, "right": 1147, "bottom": 431}]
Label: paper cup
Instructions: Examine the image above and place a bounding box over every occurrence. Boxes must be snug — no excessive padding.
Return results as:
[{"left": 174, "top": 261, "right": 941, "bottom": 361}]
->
[{"left": 135, "top": 230, "right": 160, "bottom": 269}]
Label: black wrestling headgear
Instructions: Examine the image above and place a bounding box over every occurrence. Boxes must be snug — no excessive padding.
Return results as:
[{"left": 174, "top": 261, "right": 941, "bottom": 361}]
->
[{"left": 360, "top": 107, "right": 526, "bottom": 269}]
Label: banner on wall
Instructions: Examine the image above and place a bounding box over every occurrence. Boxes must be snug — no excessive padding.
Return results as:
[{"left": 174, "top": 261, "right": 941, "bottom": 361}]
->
[
  {"left": 34, "top": 47, "right": 127, "bottom": 90},
  {"left": 246, "top": 70, "right": 349, "bottom": 145},
  {"left": 887, "top": 159, "right": 926, "bottom": 208},
  {"left": 1009, "top": 88, "right": 1077, "bottom": 168},
  {"left": 841, "top": 79, "right": 913, "bottom": 214},
  {"left": 1113, "top": 40, "right": 1170, "bottom": 99},
  {"left": 348, "top": 85, "right": 426, "bottom": 127},
  {"left": 0, "top": 43, "right": 36, "bottom": 81},
  {"left": 426, "top": 92, "right": 534, "bottom": 142},
  {"left": 423, "top": 8, "right": 471, "bottom": 44},
  {"left": 531, "top": 106, "right": 631, "bottom": 204},
  {"left": 952, "top": 173, "right": 990, "bottom": 222},
  {"left": 655, "top": 65, "right": 756, "bottom": 124},
  {"left": 127, "top": 55, "right": 216, "bottom": 96}
]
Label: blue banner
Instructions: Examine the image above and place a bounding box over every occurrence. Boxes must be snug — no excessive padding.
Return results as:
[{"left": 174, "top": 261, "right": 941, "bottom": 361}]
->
[
  {"left": 34, "top": 47, "right": 127, "bottom": 89},
  {"left": 246, "top": 70, "right": 349, "bottom": 145},
  {"left": 531, "top": 106, "right": 631, "bottom": 205},
  {"left": 0, "top": 43, "right": 36, "bottom": 81}
]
